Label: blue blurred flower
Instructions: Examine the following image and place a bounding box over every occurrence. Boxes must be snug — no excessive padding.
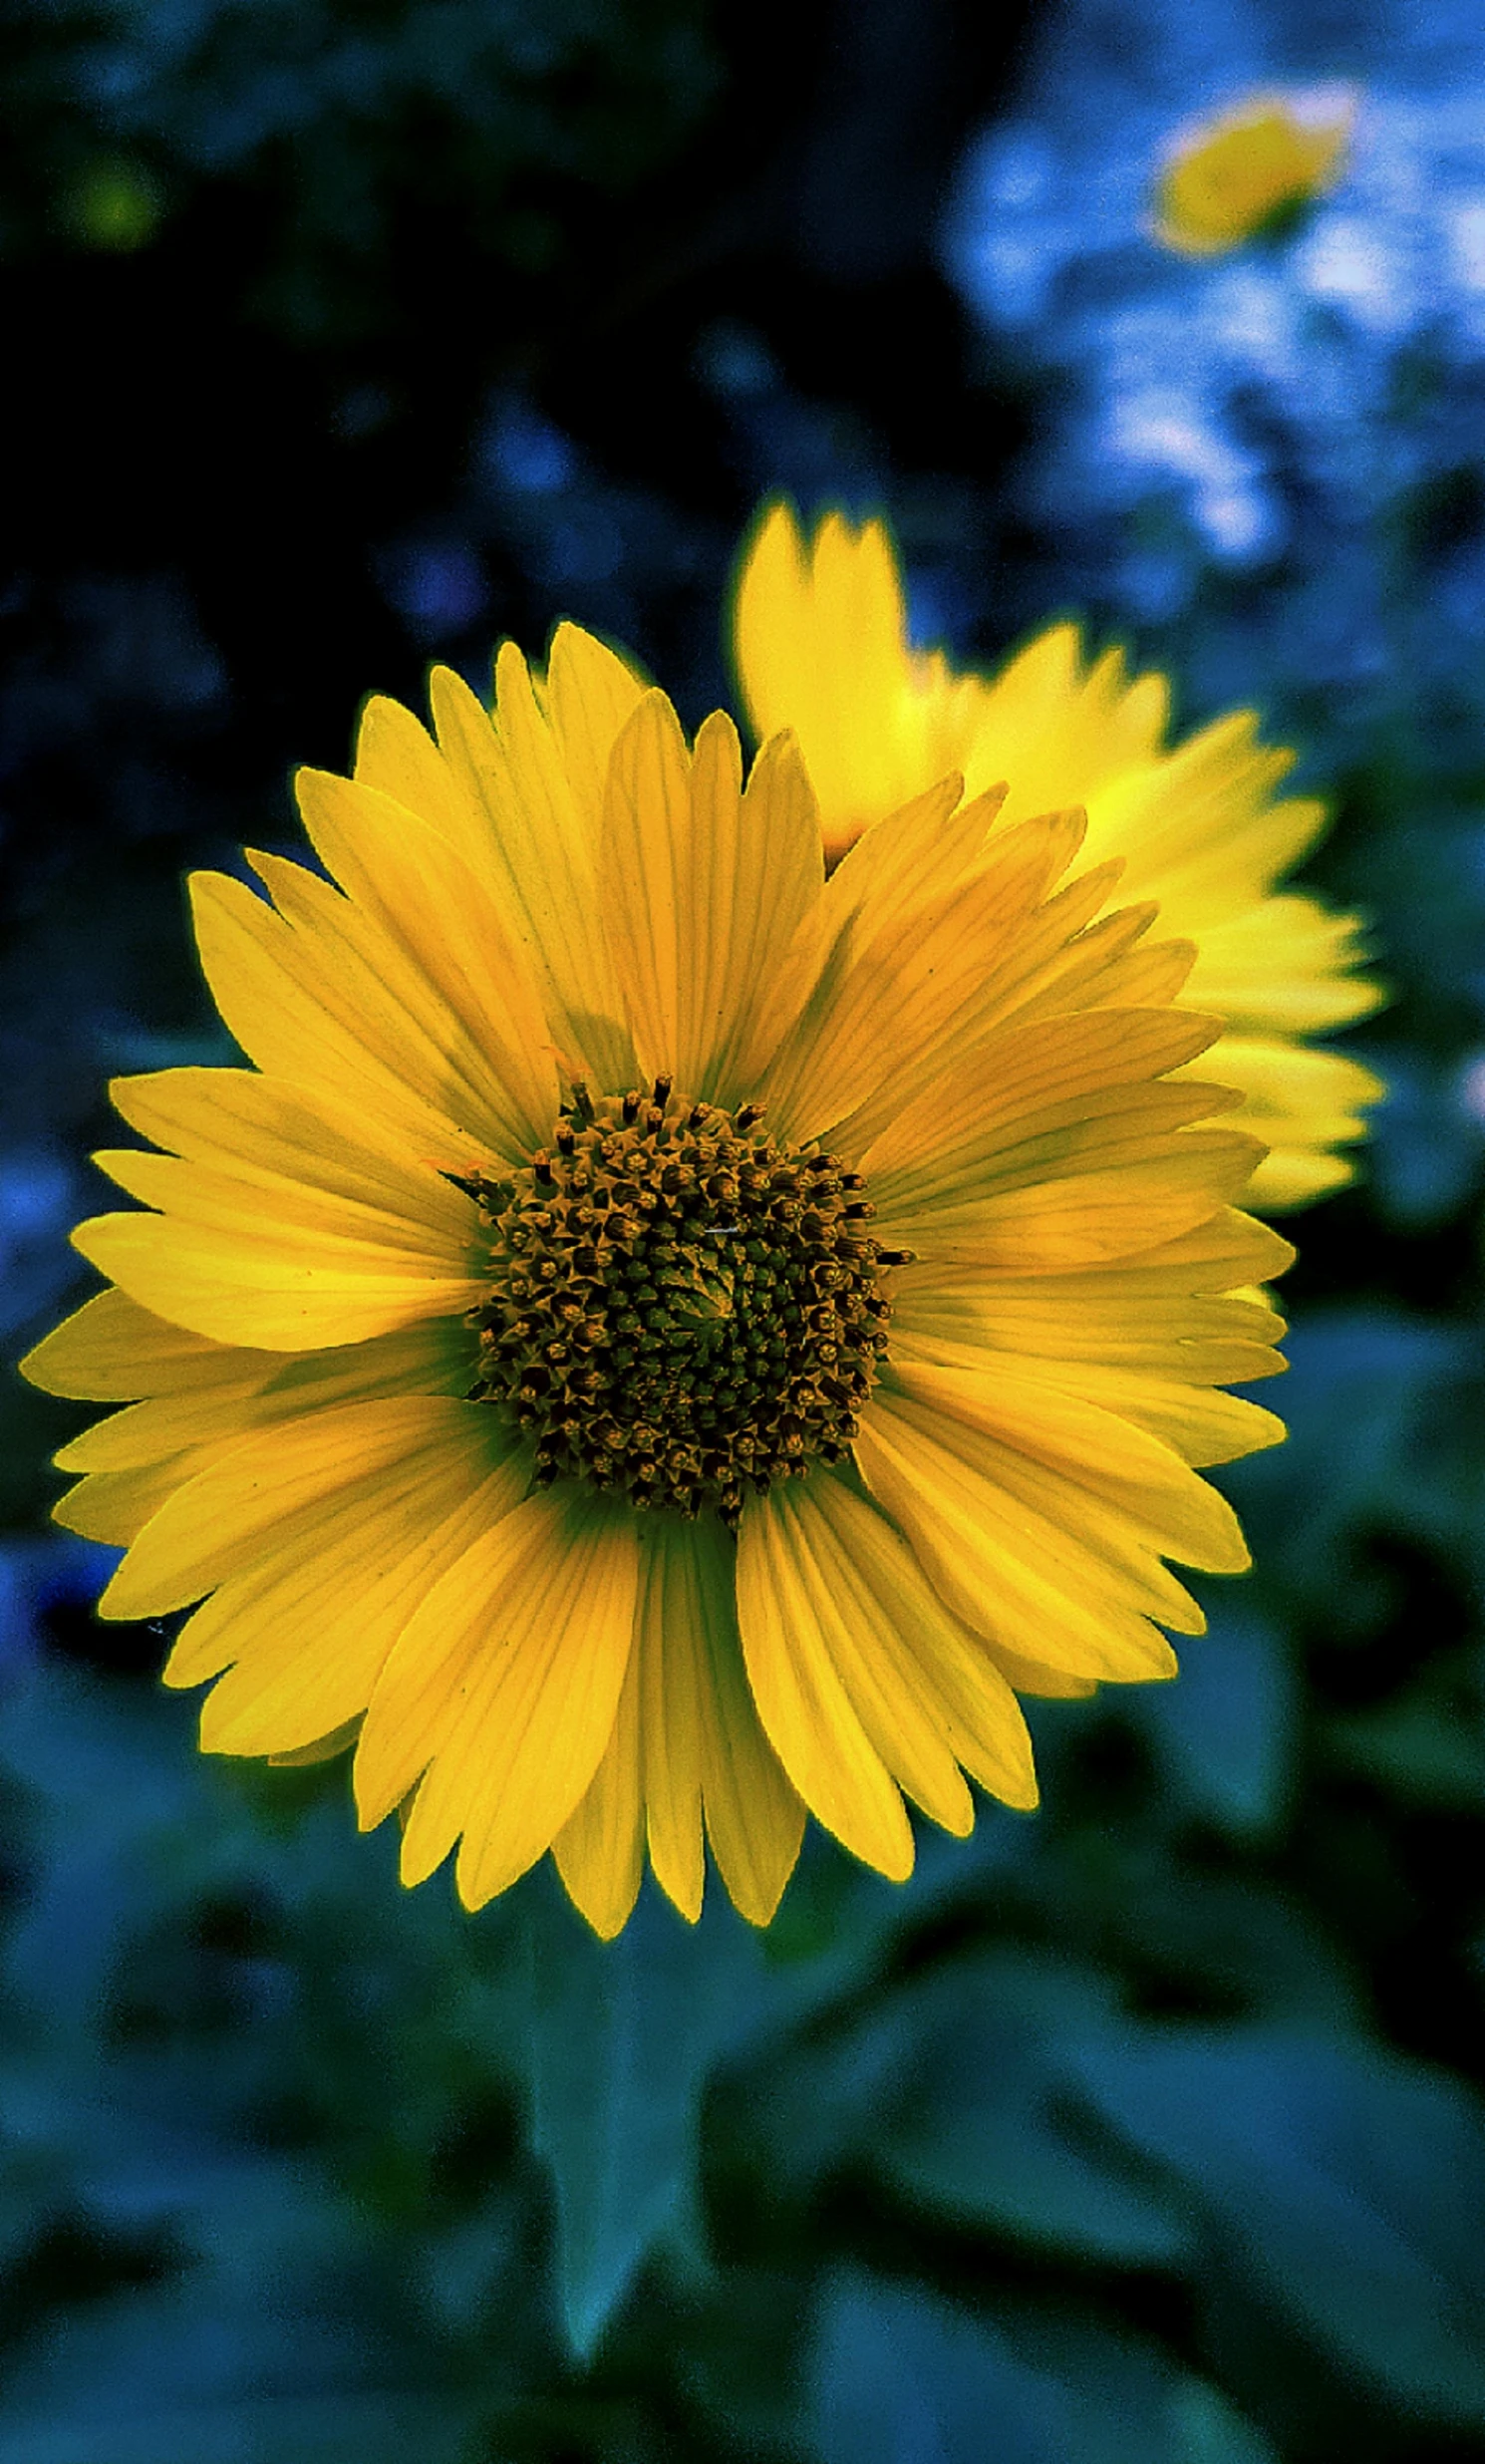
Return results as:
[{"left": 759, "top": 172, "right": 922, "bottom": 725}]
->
[{"left": 943, "top": 0, "right": 1485, "bottom": 749}]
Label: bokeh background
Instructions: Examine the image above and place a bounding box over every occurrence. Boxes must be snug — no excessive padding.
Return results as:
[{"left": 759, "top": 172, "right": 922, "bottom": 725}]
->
[{"left": 5, "top": 1, "right": 1485, "bottom": 2457}]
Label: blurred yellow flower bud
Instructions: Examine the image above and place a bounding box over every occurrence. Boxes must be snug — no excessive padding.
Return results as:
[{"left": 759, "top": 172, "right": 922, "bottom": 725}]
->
[{"left": 1152, "top": 88, "right": 1355, "bottom": 256}]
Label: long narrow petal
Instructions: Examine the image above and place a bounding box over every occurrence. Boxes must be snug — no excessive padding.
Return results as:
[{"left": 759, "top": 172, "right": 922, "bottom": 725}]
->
[
  {"left": 859, "top": 1008, "right": 1223, "bottom": 1197},
  {"left": 21, "top": 1287, "right": 232, "bottom": 1400},
  {"left": 638, "top": 1514, "right": 804, "bottom": 1926},
  {"left": 352, "top": 691, "right": 481, "bottom": 857},
  {"left": 189, "top": 863, "right": 540, "bottom": 1167},
  {"left": 599, "top": 696, "right": 822, "bottom": 1103},
  {"left": 763, "top": 1473, "right": 1040, "bottom": 1817},
  {"left": 75, "top": 1069, "right": 485, "bottom": 1351},
  {"left": 886, "top": 1359, "right": 1253, "bottom": 1573},
  {"left": 735, "top": 1485, "right": 916, "bottom": 1879},
  {"left": 1180, "top": 1033, "right": 1384, "bottom": 1211},
  {"left": 887, "top": 1323, "right": 1285, "bottom": 1468},
  {"left": 54, "top": 1321, "right": 472, "bottom": 1472},
  {"left": 764, "top": 809, "right": 1097, "bottom": 1151},
  {"left": 107, "top": 1068, "right": 476, "bottom": 1242},
  {"left": 542, "top": 622, "right": 651, "bottom": 818},
  {"left": 552, "top": 1635, "right": 646, "bottom": 1940},
  {"left": 55, "top": 1457, "right": 208, "bottom": 1546},
  {"left": 598, "top": 688, "right": 696, "bottom": 1084},
  {"left": 177, "top": 1438, "right": 528, "bottom": 1759},
  {"left": 854, "top": 1386, "right": 1188, "bottom": 1683},
  {"left": 99, "top": 1396, "right": 507, "bottom": 1621},
  {"left": 733, "top": 502, "right": 933, "bottom": 859},
  {"left": 357, "top": 1487, "right": 640, "bottom": 1910},
  {"left": 294, "top": 768, "right": 558, "bottom": 1151},
  {"left": 430, "top": 652, "right": 636, "bottom": 1088}
]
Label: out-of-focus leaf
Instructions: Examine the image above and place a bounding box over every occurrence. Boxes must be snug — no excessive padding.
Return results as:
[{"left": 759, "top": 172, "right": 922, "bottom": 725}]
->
[
  {"left": 755, "top": 1806, "right": 1031, "bottom": 2000},
  {"left": 1365, "top": 1050, "right": 1485, "bottom": 1229},
  {"left": 512, "top": 1813, "right": 1042, "bottom": 2358},
  {"left": 880, "top": 2051, "right": 1189, "bottom": 2267},
  {"left": 869, "top": 1952, "right": 1189, "bottom": 2265},
  {"left": 808, "top": 2271, "right": 1277, "bottom": 2464},
  {"left": 516, "top": 1875, "right": 764, "bottom": 2359},
  {"left": 0, "top": 2280, "right": 470, "bottom": 2464},
  {"left": 1225, "top": 1315, "right": 1478, "bottom": 1614},
  {"left": 0, "top": 1664, "right": 205, "bottom": 2044},
  {"left": 1133, "top": 1608, "right": 1296, "bottom": 1838},
  {"left": 1328, "top": 1650, "right": 1485, "bottom": 1807},
  {"left": 674, "top": 2267, "right": 815, "bottom": 2456},
  {"left": 1067, "top": 2025, "right": 1485, "bottom": 2426}
]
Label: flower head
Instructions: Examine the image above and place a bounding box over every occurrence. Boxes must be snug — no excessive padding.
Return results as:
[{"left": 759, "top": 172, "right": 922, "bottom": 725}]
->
[
  {"left": 733, "top": 502, "right": 1382, "bottom": 1211},
  {"left": 1151, "top": 87, "right": 1355, "bottom": 257},
  {"left": 25, "top": 621, "right": 1291, "bottom": 1936}
]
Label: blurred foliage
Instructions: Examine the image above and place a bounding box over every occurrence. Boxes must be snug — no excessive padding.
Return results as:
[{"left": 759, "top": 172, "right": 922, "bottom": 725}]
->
[
  {"left": 0, "top": 0, "right": 722, "bottom": 334},
  {"left": 5, "top": 1, "right": 1485, "bottom": 2459}
]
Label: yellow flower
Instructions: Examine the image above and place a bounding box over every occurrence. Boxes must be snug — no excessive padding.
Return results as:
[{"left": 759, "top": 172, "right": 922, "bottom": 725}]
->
[
  {"left": 24, "top": 623, "right": 1290, "bottom": 1936},
  {"left": 1151, "top": 88, "right": 1355, "bottom": 257},
  {"left": 733, "top": 502, "right": 1382, "bottom": 1211}
]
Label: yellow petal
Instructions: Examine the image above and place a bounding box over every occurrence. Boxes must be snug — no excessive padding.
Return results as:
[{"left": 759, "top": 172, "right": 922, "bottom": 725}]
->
[
  {"left": 356, "top": 1486, "right": 640, "bottom": 1909},
  {"left": 430, "top": 651, "right": 636, "bottom": 1089},
  {"left": 599, "top": 694, "right": 822, "bottom": 1103},
  {"left": 988, "top": 1647, "right": 1098, "bottom": 1700},
  {"left": 552, "top": 1629, "right": 645, "bottom": 1940},
  {"left": 108, "top": 1068, "right": 476, "bottom": 1240},
  {"left": 733, "top": 502, "right": 937, "bottom": 861},
  {"left": 189, "top": 864, "right": 536, "bottom": 1168},
  {"left": 639, "top": 1514, "right": 805, "bottom": 1928},
  {"left": 99, "top": 1395, "right": 505, "bottom": 1621},
  {"left": 73, "top": 1205, "right": 482, "bottom": 1355},
  {"left": 21, "top": 1287, "right": 229, "bottom": 1400},
  {"left": 54, "top": 1455, "right": 207, "bottom": 1547},
  {"left": 268, "top": 1718, "right": 362, "bottom": 1769},
  {"left": 764, "top": 808, "right": 1096, "bottom": 1152},
  {"left": 294, "top": 767, "right": 558, "bottom": 1151},
  {"left": 769, "top": 1472, "right": 1039, "bottom": 1817},
  {"left": 887, "top": 1325, "right": 1285, "bottom": 1469},
  {"left": 54, "top": 1320, "right": 472, "bottom": 1471},
  {"left": 887, "top": 1359, "right": 1252, "bottom": 1575},
  {"left": 542, "top": 621, "right": 650, "bottom": 819},
  {"left": 891, "top": 1255, "right": 1289, "bottom": 1372},
  {"left": 731, "top": 770, "right": 980, "bottom": 1094},
  {"left": 1178, "top": 1025, "right": 1383, "bottom": 1213},
  {"left": 854, "top": 1386, "right": 1185, "bottom": 1683},
  {"left": 178, "top": 1439, "right": 527, "bottom": 1759},
  {"left": 353, "top": 691, "right": 487, "bottom": 864},
  {"left": 894, "top": 1129, "right": 1265, "bottom": 1271},
  {"left": 735, "top": 1484, "right": 915, "bottom": 1880},
  {"left": 76, "top": 1070, "right": 483, "bottom": 1352},
  {"left": 597, "top": 687, "right": 696, "bottom": 1084},
  {"left": 728, "top": 502, "right": 1381, "bottom": 1214},
  {"left": 860, "top": 1007, "right": 1222, "bottom": 1193}
]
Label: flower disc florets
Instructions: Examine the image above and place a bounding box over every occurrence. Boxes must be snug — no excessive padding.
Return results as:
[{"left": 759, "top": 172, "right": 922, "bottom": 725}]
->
[{"left": 462, "top": 1078, "right": 906, "bottom": 1524}]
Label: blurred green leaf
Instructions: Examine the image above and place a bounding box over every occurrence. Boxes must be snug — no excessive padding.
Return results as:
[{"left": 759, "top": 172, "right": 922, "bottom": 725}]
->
[
  {"left": 874, "top": 1962, "right": 1191, "bottom": 2267},
  {"left": 1227, "top": 1314, "right": 1483, "bottom": 1614},
  {"left": 0, "top": 2278, "right": 471, "bottom": 2464},
  {"left": 755, "top": 1948, "right": 1190, "bottom": 2265},
  {"left": 516, "top": 1875, "right": 764, "bottom": 2358},
  {"left": 1066, "top": 2025, "right": 1485, "bottom": 2426},
  {"left": 1363, "top": 1048, "right": 1485, "bottom": 1230},
  {"left": 1328, "top": 1649, "right": 1485, "bottom": 1806},
  {"left": 1132, "top": 1608, "right": 1296, "bottom": 1839},
  {"left": 808, "top": 2272, "right": 1277, "bottom": 2464}
]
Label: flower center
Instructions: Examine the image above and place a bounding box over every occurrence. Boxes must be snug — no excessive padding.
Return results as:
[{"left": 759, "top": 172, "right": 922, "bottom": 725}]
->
[{"left": 460, "top": 1079, "right": 907, "bottom": 1524}]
